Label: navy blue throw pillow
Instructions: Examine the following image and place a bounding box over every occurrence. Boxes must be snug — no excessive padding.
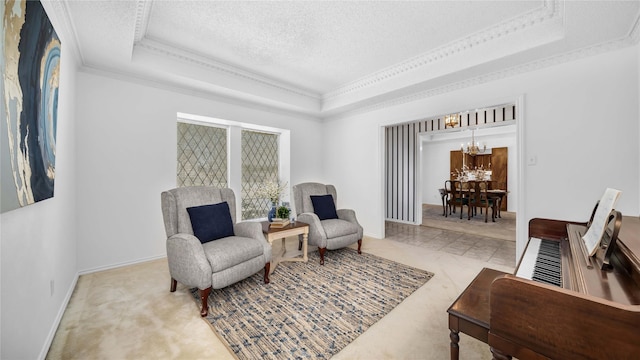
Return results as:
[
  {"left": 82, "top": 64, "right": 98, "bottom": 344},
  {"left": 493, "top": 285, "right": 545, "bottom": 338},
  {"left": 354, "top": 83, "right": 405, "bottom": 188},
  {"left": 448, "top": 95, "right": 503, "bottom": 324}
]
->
[
  {"left": 310, "top": 194, "right": 338, "bottom": 220},
  {"left": 187, "top": 202, "right": 235, "bottom": 244}
]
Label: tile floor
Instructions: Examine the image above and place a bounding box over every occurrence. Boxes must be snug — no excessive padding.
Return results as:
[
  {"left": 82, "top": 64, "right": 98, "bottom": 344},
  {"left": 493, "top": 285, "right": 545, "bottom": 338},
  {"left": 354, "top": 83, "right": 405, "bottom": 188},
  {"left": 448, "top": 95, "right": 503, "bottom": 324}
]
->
[{"left": 385, "top": 221, "right": 516, "bottom": 268}]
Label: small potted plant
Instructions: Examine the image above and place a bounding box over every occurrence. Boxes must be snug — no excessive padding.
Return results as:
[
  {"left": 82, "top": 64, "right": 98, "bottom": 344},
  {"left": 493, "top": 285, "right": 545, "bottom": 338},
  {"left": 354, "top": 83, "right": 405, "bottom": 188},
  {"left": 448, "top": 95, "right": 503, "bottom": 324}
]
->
[{"left": 276, "top": 205, "right": 290, "bottom": 220}]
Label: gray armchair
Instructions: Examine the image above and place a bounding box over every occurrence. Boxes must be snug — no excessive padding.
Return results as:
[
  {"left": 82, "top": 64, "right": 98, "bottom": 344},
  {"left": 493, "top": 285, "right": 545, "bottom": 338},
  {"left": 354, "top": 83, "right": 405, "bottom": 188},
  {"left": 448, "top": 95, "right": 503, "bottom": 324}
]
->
[
  {"left": 292, "top": 182, "right": 363, "bottom": 265},
  {"left": 161, "top": 186, "right": 271, "bottom": 317}
]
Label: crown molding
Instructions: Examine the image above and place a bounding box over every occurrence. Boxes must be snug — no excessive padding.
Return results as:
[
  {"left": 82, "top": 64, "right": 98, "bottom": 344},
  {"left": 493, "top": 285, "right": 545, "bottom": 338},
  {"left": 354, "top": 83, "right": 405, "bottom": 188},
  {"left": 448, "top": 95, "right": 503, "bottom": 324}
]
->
[
  {"left": 132, "top": 1, "right": 320, "bottom": 102},
  {"left": 44, "top": 0, "right": 85, "bottom": 66},
  {"left": 134, "top": 38, "right": 321, "bottom": 102},
  {"left": 49, "top": 0, "right": 640, "bottom": 123},
  {"left": 323, "top": 0, "right": 561, "bottom": 101},
  {"left": 324, "top": 33, "right": 637, "bottom": 122},
  {"left": 78, "top": 64, "right": 322, "bottom": 123},
  {"left": 133, "top": 0, "right": 153, "bottom": 44},
  {"left": 128, "top": 0, "right": 563, "bottom": 109}
]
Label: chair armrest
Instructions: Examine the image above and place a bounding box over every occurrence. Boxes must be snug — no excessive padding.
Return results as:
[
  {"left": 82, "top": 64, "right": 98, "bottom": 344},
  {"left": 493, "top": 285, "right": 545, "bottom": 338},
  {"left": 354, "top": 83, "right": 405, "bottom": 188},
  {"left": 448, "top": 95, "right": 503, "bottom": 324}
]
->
[
  {"left": 235, "top": 221, "right": 272, "bottom": 261},
  {"left": 298, "top": 212, "right": 327, "bottom": 244},
  {"left": 234, "top": 221, "right": 265, "bottom": 241},
  {"left": 337, "top": 209, "right": 359, "bottom": 224},
  {"left": 337, "top": 209, "right": 364, "bottom": 239},
  {"left": 166, "top": 233, "right": 211, "bottom": 289}
]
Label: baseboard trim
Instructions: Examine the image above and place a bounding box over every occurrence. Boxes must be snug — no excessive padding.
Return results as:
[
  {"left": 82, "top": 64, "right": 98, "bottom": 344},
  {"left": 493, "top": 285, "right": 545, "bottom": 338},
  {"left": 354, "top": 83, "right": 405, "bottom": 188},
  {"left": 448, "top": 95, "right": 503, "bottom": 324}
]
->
[
  {"left": 38, "top": 273, "right": 79, "bottom": 360},
  {"left": 78, "top": 254, "right": 167, "bottom": 276},
  {"left": 385, "top": 218, "right": 420, "bottom": 226}
]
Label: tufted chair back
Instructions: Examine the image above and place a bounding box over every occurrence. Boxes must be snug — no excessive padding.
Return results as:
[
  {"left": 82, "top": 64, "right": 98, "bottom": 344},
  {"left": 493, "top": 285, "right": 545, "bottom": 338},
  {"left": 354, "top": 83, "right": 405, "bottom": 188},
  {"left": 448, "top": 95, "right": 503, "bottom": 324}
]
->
[
  {"left": 161, "top": 186, "right": 237, "bottom": 238},
  {"left": 292, "top": 182, "right": 338, "bottom": 216}
]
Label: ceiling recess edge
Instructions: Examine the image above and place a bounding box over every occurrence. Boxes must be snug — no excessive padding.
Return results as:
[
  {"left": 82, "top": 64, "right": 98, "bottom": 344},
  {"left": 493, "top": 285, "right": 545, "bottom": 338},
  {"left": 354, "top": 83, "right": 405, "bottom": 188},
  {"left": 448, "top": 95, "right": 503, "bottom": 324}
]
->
[
  {"left": 322, "top": 0, "right": 561, "bottom": 101},
  {"left": 46, "top": 0, "right": 85, "bottom": 66},
  {"left": 323, "top": 31, "right": 639, "bottom": 122}
]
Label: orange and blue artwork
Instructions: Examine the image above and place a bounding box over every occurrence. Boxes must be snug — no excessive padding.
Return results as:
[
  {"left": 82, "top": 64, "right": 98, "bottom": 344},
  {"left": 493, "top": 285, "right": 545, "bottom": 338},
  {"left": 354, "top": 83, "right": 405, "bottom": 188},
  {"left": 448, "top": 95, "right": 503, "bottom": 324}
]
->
[{"left": 2, "top": 0, "right": 61, "bottom": 213}]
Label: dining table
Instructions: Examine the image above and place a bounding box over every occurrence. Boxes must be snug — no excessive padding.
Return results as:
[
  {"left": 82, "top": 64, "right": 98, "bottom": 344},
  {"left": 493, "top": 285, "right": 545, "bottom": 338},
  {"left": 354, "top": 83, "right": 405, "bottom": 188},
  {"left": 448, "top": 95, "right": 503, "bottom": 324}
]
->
[{"left": 446, "top": 180, "right": 507, "bottom": 219}]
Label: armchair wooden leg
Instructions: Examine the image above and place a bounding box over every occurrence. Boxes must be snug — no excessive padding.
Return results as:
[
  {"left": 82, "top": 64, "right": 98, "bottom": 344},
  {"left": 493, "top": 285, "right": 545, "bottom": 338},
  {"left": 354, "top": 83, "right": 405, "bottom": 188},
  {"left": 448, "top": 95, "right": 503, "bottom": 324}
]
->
[
  {"left": 199, "top": 287, "right": 212, "bottom": 317},
  {"left": 264, "top": 263, "right": 270, "bottom": 284},
  {"left": 298, "top": 237, "right": 302, "bottom": 251},
  {"left": 357, "top": 239, "right": 362, "bottom": 254},
  {"left": 319, "top": 247, "right": 326, "bottom": 265},
  {"left": 170, "top": 278, "right": 177, "bottom": 292}
]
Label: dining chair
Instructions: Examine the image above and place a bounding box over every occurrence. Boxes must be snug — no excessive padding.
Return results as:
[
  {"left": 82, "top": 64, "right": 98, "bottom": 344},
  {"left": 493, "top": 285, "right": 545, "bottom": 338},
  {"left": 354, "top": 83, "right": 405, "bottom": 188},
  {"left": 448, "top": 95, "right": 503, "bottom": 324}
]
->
[
  {"left": 444, "top": 180, "right": 453, "bottom": 216},
  {"left": 467, "top": 180, "right": 496, "bottom": 222},
  {"left": 445, "top": 180, "right": 468, "bottom": 219},
  {"left": 439, "top": 188, "right": 448, "bottom": 216}
]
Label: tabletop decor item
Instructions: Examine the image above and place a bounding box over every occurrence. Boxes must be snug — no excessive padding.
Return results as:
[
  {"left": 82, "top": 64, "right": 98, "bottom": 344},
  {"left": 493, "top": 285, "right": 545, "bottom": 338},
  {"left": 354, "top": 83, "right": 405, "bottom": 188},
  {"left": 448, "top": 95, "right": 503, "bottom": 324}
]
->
[
  {"left": 256, "top": 180, "right": 288, "bottom": 221},
  {"left": 268, "top": 205, "right": 292, "bottom": 228},
  {"left": 452, "top": 164, "right": 491, "bottom": 182},
  {"left": 276, "top": 205, "right": 290, "bottom": 220}
]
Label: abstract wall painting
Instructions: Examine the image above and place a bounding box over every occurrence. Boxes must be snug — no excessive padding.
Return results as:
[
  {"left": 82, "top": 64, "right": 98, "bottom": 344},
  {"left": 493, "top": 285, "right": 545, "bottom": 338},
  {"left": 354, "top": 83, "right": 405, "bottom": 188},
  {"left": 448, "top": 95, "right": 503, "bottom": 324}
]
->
[{"left": 2, "top": 0, "right": 61, "bottom": 213}]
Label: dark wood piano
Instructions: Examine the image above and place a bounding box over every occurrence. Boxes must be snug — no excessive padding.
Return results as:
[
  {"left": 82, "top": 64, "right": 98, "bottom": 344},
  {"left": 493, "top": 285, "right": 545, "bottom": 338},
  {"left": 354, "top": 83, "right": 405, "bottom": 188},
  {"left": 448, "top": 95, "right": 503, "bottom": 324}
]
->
[
  {"left": 447, "top": 208, "right": 640, "bottom": 360},
  {"left": 488, "top": 212, "right": 640, "bottom": 359}
]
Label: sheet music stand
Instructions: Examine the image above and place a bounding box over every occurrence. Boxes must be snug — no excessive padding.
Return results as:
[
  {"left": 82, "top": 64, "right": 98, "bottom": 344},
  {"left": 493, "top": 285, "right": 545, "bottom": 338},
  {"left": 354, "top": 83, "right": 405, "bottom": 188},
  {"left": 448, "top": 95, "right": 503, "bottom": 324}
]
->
[{"left": 580, "top": 204, "right": 622, "bottom": 270}]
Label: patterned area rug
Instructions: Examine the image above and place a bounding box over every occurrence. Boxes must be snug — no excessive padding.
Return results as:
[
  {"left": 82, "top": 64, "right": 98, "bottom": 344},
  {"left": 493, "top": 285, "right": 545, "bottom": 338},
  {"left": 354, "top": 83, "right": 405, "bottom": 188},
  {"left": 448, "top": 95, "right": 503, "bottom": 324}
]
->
[{"left": 191, "top": 248, "right": 433, "bottom": 359}]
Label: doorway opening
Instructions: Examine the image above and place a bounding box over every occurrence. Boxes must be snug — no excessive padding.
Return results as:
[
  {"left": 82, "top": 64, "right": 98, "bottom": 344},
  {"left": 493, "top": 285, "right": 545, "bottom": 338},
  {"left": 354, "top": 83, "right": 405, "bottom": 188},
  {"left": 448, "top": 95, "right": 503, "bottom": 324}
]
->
[{"left": 381, "top": 96, "right": 527, "bottom": 261}]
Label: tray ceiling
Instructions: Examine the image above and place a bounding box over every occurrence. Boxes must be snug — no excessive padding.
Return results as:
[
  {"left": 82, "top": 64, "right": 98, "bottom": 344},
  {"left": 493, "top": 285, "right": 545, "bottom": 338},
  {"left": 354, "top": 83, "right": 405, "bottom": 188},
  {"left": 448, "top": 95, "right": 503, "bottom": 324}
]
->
[{"left": 49, "top": 0, "right": 640, "bottom": 118}]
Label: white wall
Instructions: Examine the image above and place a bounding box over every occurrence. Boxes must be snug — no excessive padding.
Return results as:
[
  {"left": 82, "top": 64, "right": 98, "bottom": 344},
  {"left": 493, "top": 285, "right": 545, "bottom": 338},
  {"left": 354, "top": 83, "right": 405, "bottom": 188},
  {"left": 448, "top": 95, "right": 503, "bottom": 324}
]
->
[
  {"left": 324, "top": 46, "right": 639, "bottom": 260},
  {"left": 74, "top": 71, "right": 325, "bottom": 273},
  {"left": 421, "top": 127, "right": 517, "bottom": 212},
  {"left": 0, "top": 38, "right": 78, "bottom": 359}
]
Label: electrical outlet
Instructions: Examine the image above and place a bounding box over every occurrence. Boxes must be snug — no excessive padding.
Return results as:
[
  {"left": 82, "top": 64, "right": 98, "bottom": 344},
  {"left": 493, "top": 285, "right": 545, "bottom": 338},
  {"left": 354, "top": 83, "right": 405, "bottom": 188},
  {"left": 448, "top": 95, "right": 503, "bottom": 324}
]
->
[{"left": 50, "top": 280, "right": 54, "bottom": 297}]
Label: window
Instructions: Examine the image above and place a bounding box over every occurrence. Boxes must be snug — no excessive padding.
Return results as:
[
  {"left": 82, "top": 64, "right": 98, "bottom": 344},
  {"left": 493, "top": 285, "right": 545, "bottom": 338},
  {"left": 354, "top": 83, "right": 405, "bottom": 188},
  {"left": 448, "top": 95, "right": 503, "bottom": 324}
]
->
[
  {"left": 176, "top": 113, "right": 290, "bottom": 221},
  {"left": 177, "top": 122, "right": 227, "bottom": 188},
  {"left": 241, "top": 130, "right": 279, "bottom": 220}
]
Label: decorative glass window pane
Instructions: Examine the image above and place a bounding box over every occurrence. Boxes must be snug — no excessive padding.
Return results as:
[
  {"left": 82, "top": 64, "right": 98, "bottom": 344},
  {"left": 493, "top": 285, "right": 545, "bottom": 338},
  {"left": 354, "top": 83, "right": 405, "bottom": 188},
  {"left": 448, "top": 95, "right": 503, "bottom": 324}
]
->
[
  {"left": 177, "top": 122, "right": 227, "bottom": 188},
  {"left": 241, "top": 130, "right": 279, "bottom": 220}
]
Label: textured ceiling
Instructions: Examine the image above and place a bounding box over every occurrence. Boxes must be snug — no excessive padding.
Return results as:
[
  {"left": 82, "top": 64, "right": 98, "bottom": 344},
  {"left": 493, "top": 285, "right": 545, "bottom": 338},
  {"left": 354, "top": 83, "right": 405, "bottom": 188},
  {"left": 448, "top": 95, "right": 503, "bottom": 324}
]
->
[
  {"left": 144, "top": 1, "right": 539, "bottom": 92},
  {"left": 50, "top": 0, "right": 640, "bottom": 118}
]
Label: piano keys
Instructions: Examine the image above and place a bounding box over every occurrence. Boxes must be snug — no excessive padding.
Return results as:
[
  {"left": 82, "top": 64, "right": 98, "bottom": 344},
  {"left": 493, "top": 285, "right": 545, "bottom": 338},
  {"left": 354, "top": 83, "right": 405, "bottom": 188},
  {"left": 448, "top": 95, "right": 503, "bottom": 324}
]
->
[{"left": 515, "top": 237, "right": 562, "bottom": 287}]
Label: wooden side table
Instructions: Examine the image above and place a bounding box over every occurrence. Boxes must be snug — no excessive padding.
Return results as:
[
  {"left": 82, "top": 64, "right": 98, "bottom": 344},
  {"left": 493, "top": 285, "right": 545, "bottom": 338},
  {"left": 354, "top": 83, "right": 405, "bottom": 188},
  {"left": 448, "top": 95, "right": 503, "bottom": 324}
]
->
[
  {"left": 261, "top": 221, "right": 309, "bottom": 275},
  {"left": 447, "top": 268, "right": 509, "bottom": 360}
]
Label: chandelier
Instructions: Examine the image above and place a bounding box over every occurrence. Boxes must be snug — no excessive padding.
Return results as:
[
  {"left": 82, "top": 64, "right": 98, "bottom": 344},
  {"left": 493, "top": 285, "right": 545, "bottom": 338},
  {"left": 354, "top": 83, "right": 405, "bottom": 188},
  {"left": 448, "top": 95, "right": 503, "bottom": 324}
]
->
[
  {"left": 444, "top": 113, "right": 459, "bottom": 128},
  {"left": 461, "top": 129, "right": 486, "bottom": 156}
]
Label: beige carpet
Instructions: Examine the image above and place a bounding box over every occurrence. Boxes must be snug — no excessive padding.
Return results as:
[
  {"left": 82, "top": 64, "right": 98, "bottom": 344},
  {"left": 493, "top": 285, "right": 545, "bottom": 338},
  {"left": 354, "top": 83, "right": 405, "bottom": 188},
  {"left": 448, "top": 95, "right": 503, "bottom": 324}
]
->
[
  {"left": 46, "top": 230, "right": 515, "bottom": 360},
  {"left": 422, "top": 204, "right": 516, "bottom": 242}
]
